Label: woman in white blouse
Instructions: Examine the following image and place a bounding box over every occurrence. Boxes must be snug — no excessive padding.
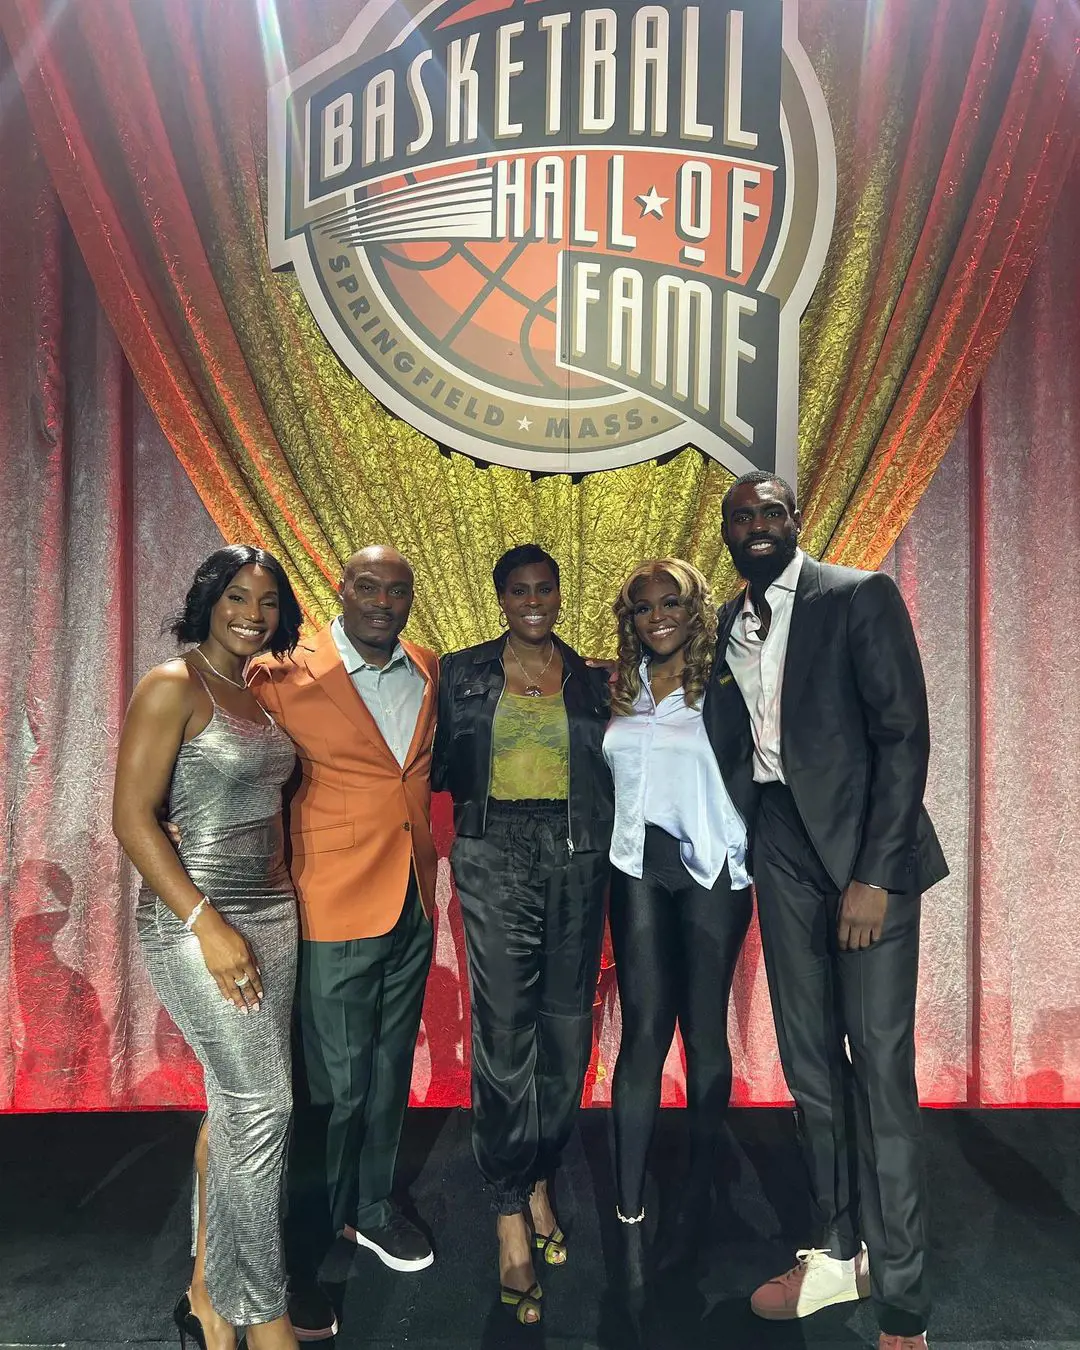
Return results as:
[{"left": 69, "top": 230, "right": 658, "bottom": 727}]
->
[{"left": 603, "top": 558, "right": 753, "bottom": 1276}]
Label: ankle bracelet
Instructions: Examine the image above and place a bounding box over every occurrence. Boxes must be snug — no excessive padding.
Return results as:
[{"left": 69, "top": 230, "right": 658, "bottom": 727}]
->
[{"left": 616, "top": 1206, "right": 645, "bottom": 1224}]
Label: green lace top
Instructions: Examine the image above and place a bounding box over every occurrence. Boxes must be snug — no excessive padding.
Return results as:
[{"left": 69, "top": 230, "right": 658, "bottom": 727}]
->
[{"left": 489, "top": 690, "right": 570, "bottom": 801}]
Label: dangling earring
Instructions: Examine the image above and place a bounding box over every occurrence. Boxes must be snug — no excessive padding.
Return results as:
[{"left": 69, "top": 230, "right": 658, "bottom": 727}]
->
[{"left": 498, "top": 612, "right": 509, "bottom": 629}]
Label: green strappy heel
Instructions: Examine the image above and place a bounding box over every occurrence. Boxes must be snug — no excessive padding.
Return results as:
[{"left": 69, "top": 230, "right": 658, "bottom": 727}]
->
[
  {"left": 532, "top": 1223, "right": 568, "bottom": 1266},
  {"left": 500, "top": 1280, "right": 543, "bottom": 1325}
]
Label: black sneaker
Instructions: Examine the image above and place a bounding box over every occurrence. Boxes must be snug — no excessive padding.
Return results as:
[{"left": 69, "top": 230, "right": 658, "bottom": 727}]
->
[
  {"left": 288, "top": 1284, "right": 339, "bottom": 1342},
  {"left": 343, "top": 1210, "right": 434, "bottom": 1272}
]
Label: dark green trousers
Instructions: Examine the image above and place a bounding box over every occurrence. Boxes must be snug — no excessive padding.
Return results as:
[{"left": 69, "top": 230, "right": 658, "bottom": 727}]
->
[{"left": 286, "top": 878, "right": 432, "bottom": 1279}]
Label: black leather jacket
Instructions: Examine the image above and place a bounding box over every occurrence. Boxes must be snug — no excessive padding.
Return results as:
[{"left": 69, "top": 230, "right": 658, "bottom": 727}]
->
[{"left": 432, "top": 633, "right": 615, "bottom": 852}]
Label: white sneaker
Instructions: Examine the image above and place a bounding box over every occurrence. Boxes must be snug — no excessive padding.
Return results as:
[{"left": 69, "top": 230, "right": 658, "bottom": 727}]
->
[{"left": 751, "top": 1245, "right": 870, "bottom": 1320}]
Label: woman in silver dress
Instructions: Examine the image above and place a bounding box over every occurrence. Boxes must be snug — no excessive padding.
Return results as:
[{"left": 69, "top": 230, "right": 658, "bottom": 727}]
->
[{"left": 113, "top": 546, "right": 303, "bottom": 1350}]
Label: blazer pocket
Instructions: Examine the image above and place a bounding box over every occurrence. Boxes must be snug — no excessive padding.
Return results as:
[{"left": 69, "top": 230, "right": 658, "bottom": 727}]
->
[{"left": 292, "top": 822, "right": 355, "bottom": 853}]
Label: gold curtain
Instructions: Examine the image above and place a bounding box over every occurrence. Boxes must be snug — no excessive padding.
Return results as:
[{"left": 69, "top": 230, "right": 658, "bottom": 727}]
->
[{"left": 2, "top": 0, "right": 1077, "bottom": 650}]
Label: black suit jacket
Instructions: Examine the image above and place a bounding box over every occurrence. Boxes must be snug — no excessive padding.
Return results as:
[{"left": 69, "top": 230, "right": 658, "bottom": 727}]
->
[{"left": 704, "top": 555, "right": 948, "bottom": 896}]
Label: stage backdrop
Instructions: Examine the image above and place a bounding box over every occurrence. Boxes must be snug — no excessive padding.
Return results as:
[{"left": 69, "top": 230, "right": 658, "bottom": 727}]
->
[
  {"left": 1, "top": 4, "right": 1079, "bottom": 1109},
  {"left": 2, "top": 0, "right": 1077, "bottom": 639}
]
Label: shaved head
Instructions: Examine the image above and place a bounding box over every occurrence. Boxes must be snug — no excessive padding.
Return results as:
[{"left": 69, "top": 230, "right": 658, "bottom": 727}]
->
[
  {"left": 338, "top": 545, "right": 414, "bottom": 665},
  {"left": 343, "top": 545, "right": 413, "bottom": 585}
]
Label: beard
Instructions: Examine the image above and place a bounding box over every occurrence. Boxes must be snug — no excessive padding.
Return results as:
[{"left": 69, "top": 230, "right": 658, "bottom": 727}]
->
[{"left": 729, "top": 533, "right": 799, "bottom": 589}]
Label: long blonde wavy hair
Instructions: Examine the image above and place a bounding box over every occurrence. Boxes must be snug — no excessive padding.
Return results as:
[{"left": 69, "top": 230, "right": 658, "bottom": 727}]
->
[{"left": 610, "top": 558, "right": 717, "bottom": 716}]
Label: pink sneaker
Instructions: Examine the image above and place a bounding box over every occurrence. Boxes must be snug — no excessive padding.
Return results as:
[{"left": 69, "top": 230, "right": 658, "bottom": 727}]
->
[
  {"left": 750, "top": 1246, "right": 870, "bottom": 1320},
  {"left": 879, "top": 1336, "right": 928, "bottom": 1350}
]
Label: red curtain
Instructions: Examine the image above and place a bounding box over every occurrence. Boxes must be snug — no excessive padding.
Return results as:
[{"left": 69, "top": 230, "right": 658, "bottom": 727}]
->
[
  {"left": 2, "top": 7, "right": 1080, "bottom": 1109},
  {"left": 0, "top": 0, "right": 1076, "bottom": 630},
  {"left": 3, "top": 116, "right": 1079, "bottom": 1108}
]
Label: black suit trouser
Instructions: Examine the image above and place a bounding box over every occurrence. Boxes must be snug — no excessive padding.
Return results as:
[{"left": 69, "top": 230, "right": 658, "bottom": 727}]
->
[
  {"left": 285, "top": 875, "right": 432, "bottom": 1282},
  {"left": 753, "top": 783, "right": 928, "bottom": 1338}
]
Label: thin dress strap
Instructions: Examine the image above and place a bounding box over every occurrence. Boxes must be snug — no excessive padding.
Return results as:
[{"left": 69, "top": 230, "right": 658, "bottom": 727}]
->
[
  {"left": 188, "top": 658, "right": 218, "bottom": 706},
  {"left": 253, "top": 687, "right": 278, "bottom": 728},
  {"left": 189, "top": 651, "right": 281, "bottom": 728}
]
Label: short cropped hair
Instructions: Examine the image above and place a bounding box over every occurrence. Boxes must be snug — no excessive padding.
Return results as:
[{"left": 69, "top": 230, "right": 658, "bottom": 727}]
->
[
  {"left": 166, "top": 545, "right": 303, "bottom": 657},
  {"left": 492, "top": 544, "right": 561, "bottom": 594},
  {"left": 720, "top": 471, "right": 798, "bottom": 525}
]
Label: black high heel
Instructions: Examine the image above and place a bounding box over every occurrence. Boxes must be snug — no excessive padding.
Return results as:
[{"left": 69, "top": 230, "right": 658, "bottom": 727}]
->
[
  {"left": 173, "top": 1294, "right": 207, "bottom": 1350},
  {"left": 172, "top": 1293, "right": 246, "bottom": 1350}
]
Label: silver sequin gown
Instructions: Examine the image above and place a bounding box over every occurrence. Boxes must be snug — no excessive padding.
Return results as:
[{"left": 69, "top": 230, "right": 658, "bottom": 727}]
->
[{"left": 137, "top": 689, "right": 297, "bottom": 1327}]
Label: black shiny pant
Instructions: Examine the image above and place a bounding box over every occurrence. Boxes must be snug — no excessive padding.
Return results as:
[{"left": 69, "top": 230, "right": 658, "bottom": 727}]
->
[
  {"left": 754, "top": 783, "right": 928, "bottom": 1338},
  {"left": 452, "top": 800, "right": 608, "bottom": 1214},
  {"left": 609, "top": 826, "right": 752, "bottom": 1216}
]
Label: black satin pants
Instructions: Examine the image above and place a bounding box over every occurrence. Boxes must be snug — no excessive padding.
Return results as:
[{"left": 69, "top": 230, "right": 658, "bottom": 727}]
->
[
  {"left": 754, "top": 783, "right": 928, "bottom": 1338},
  {"left": 451, "top": 800, "right": 608, "bottom": 1214},
  {"left": 609, "top": 825, "right": 752, "bottom": 1217}
]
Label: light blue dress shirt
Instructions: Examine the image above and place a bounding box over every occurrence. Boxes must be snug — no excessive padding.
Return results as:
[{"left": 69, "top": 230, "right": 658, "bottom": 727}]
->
[
  {"left": 603, "top": 659, "right": 751, "bottom": 890},
  {"left": 331, "top": 617, "right": 426, "bottom": 767}
]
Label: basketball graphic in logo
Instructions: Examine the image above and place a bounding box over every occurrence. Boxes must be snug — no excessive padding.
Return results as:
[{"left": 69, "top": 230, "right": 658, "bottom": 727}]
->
[
  {"left": 269, "top": 1, "right": 835, "bottom": 476},
  {"left": 366, "top": 159, "right": 607, "bottom": 398}
]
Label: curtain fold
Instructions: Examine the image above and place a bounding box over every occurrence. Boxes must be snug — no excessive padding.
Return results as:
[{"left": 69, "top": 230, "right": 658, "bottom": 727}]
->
[
  {"left": 1, "top": 0, "right": 1076, "bottom": 651},
  {"left": 0, "top": 50, "right": 216, "bottom": 1108},
  {"left": 3, "top": 30, "right": 1080, "bottom": 1107},
  {"left": 822, "top": 0, "right": 1080, "bottom": 567}
]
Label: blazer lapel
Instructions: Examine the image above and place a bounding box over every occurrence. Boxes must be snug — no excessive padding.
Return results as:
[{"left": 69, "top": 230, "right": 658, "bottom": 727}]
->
[
  {"left": 401, "top": 639, "right": 436, "bottom": 770},
  {"left": 781, "top": 555, "right": 826, "bottom": 725},
  {"left": 702, "top": 593, "right": 755, "bottom": 819},
  {"left": 303, "top": 624, "right": 397, "bottom": 764},
  {"left": 715, "top": 593, "right": 745, "bottom": 672}
]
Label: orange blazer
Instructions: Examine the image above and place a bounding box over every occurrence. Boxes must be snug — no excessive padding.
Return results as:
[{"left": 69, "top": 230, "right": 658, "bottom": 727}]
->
[{"left": 249, "top": 624, "right": 439, "bottom": 942}]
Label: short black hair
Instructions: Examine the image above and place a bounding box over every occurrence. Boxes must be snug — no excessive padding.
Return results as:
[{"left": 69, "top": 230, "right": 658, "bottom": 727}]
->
[
  {"left": 166, "top": 545, "right": 303, "bottom": 657},
  {"left": 721, "top": 471, "right": 798, "bottom": 525},
  {"left": 492, "top": 544, "right": 560, "bottom": 594}
]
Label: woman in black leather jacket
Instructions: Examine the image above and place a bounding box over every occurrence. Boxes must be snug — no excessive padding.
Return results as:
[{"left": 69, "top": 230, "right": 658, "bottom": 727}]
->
[{"left": 433, "top": 543, "right": 613, "bottom": 1327}]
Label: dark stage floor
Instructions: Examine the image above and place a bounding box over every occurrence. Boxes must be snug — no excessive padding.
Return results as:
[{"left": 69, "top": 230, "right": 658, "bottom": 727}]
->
[{"left": 1, "top": 1107, "right": 1077, "bottom": 1350}]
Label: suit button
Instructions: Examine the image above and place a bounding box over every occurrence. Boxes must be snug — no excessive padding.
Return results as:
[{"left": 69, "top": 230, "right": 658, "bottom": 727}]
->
[{"left": 403, "top": 821, "right": 411, "bottom": 832}]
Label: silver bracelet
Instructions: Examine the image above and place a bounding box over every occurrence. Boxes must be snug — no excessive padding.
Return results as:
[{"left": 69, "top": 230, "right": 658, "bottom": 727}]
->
[{"left": 183, "top": 895, "right": 212, "bottom": 931}]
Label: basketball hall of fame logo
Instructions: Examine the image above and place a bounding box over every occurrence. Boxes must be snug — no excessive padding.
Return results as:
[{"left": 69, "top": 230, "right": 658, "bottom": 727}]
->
[{"left": 268, "top": 1, "right": 835, "bottom": 478}]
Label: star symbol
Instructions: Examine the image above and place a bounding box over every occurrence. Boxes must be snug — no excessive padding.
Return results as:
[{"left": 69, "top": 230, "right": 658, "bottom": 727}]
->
[
  {"left": 635, "top": 186, "right": 669, "bottom": 219},
  {"left": 517, "top": 415, "right": 533, "bottom": 431}
]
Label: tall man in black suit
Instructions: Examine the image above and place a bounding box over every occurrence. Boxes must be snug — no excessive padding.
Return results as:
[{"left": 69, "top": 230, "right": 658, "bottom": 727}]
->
[{"left": 704, "top": 472, "right": 948, "bottom": 1350}]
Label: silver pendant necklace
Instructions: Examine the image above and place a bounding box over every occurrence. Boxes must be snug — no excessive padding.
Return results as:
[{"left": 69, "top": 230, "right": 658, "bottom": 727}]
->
[
  {"left": 506, "top": 638, "right": 555, "bottom": 697},
  {"left": 194, "top": 645, "right": 248, "bottom": 690}
]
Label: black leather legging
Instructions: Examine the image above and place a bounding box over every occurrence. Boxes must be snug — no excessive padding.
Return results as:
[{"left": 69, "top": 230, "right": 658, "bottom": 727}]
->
[{"left": 610, "top": 825, "right": 753, "bottom": 1216}]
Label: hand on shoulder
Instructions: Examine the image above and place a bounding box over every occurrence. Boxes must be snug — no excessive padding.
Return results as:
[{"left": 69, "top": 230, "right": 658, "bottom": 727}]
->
[{"left": 584, "top": 657, "right": 618, "bottom": 686}]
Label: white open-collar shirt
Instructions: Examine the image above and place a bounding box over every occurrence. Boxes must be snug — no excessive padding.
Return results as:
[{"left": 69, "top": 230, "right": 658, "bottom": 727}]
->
[
  {"left": 331, "top": 616, "right": 425, "bottom": 767},
  {"left": 603, "top": 658, "right": 750, "bottom": 890},
  {"left": 724, "top": 547, "right": 805, "bottom": 785}
]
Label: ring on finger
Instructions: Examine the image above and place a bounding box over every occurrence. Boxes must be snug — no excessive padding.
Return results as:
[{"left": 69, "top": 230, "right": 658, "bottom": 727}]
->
[{"left": 234, "top": 973, "right": 251, "bottom": 988}]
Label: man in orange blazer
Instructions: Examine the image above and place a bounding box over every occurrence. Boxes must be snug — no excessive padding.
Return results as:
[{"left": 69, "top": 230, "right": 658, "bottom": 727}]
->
[{"left": 250, "top": 545, "right": 438, "bottom": 1341}]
